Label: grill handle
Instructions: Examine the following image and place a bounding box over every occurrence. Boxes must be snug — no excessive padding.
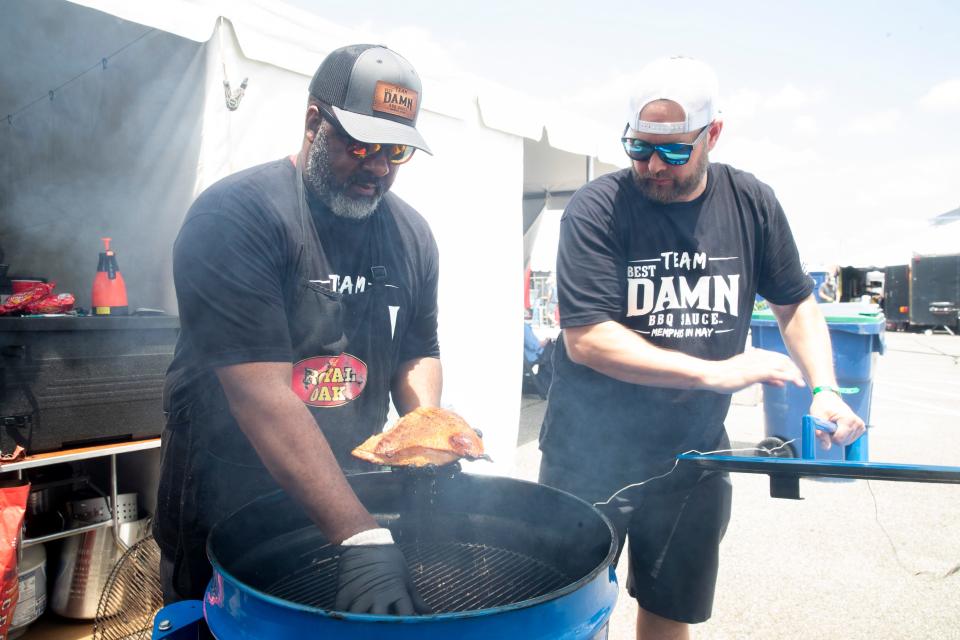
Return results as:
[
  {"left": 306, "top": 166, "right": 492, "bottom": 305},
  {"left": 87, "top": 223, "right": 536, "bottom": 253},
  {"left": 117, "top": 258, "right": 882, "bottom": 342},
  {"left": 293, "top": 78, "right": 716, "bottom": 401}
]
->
[{"left": 801, "top": 415, "right": 866, "bottom": 462}]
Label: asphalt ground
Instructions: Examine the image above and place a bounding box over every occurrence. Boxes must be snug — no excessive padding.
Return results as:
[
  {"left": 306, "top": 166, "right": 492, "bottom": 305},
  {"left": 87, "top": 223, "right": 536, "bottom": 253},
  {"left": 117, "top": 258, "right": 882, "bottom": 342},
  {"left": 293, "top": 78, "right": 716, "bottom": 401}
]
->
[{"left": 513, "top": 331, "right": 960, "bottom": 640}]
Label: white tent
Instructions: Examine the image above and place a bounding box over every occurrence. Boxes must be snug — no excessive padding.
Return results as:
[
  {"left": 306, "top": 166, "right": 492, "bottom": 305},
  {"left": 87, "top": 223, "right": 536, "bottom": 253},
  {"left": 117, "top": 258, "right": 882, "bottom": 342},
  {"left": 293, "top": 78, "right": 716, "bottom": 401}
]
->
[{"left": 0, "top": 0, "right": 625, "bottom": 473}]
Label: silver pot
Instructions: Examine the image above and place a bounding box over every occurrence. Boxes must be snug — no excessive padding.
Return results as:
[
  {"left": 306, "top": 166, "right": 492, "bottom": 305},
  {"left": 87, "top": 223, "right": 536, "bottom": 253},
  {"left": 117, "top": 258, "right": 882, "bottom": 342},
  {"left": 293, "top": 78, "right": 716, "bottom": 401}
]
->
[{"left": 50, "top": 493, "right": 140, "bottom": 619}]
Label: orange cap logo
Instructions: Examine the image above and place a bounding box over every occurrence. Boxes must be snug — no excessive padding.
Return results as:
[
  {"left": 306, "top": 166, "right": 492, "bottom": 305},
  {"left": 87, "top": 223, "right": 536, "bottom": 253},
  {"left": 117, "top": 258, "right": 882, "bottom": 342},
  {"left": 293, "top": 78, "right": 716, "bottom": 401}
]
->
[{"left": 372, "top": 81, "right": 418, "bottom": 120}]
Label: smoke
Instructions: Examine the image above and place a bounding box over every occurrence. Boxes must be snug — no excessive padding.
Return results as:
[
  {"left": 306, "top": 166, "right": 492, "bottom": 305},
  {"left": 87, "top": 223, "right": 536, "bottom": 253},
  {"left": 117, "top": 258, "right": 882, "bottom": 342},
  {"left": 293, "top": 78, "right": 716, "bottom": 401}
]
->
[{"left": 0, "top": 0, "right": 206, "bottom": 312}]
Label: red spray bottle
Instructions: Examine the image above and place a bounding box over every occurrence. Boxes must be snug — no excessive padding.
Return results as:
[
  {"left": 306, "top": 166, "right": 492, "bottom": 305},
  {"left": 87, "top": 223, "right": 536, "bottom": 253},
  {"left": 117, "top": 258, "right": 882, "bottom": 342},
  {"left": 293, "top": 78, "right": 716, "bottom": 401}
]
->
[{"left": 91, "top": 237, "right": 128, "bottom": 315}]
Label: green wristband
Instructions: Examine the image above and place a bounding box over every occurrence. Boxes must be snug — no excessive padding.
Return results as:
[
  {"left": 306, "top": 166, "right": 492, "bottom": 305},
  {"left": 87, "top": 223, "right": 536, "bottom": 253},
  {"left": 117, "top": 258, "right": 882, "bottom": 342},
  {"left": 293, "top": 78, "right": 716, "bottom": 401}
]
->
[{"left": 812, "top": 385, "right": 841, "bottom": 397}]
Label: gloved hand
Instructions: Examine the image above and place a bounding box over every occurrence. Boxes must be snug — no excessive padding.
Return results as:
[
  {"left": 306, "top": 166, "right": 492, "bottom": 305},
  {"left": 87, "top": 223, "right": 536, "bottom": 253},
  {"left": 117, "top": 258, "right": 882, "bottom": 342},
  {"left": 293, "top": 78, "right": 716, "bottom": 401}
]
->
[{"left": 335, "top": 540, "right": 430, "bottom": 615}]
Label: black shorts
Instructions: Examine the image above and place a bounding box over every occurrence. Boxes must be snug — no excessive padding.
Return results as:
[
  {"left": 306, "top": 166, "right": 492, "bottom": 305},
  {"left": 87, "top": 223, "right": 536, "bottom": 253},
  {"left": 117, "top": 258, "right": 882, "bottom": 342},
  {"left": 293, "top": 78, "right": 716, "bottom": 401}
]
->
[{"left": 538, "top": 452, "right": 732, "bottom": 624}]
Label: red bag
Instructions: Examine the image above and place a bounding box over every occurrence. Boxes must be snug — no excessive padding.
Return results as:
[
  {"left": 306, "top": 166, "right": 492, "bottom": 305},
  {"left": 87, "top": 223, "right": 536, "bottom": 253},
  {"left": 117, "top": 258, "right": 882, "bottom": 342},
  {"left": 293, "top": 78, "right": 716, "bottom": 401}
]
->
[
  {"left": 0, "top": 283, "right": 55, "bottom": 316},
  {"left": 0, "top": 483, "right": 30, "bottom": 637},
  {"left": 23, "top": 293, "right": 75, "bottom": 315}
]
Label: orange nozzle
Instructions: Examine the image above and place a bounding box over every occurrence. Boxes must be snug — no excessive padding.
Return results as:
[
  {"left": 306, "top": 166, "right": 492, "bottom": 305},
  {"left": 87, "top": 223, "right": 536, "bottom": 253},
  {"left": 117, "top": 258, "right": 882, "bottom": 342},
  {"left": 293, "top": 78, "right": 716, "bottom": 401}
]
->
[{"left": 102, "top": 237, "right": 112, "bottom": 252}]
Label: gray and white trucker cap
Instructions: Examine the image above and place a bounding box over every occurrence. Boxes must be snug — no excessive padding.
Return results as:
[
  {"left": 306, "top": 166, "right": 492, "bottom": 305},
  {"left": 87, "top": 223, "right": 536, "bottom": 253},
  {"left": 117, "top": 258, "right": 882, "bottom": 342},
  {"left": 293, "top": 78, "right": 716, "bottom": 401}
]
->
[{"left": 309, "top": 44, "right": 431, "bottom": 153}]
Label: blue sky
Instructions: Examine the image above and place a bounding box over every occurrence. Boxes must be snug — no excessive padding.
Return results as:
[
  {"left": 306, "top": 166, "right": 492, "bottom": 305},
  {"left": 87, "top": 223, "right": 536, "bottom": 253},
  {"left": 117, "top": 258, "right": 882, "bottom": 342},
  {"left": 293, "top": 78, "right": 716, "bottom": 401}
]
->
[{"left": 288, "top": 0, "right": 960, "bottom": 265}]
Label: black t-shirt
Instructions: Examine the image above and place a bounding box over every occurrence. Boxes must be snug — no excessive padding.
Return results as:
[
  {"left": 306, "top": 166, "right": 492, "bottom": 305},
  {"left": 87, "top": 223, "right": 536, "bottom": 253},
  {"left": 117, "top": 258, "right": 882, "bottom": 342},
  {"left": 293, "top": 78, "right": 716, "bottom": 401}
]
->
[
  {"left": 539, "top": 163, "right": 812, "bottom": 469},
  {"left": 166, "top": 158, "right": 440, "bottom": 401}
]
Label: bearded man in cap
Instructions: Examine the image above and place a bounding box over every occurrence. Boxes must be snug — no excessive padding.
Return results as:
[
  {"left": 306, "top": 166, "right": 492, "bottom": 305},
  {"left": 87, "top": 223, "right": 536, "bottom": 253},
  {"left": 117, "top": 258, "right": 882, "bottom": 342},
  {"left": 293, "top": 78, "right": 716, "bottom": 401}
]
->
[
  {"left": 537, "top": 56, "right": 864, "bottom": 639},
  {"left": 156, "top": 44, "right": 439, "bottom": 616}
]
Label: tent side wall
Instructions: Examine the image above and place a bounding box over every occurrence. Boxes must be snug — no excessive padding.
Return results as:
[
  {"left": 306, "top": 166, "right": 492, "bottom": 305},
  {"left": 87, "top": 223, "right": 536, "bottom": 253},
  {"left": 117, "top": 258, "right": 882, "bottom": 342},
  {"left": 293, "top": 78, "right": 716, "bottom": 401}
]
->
[
  {"left": 1, "top": 0, "right": 525, "bottom": 472},
  {"left": 394, "top": 110, "right": 525, "bottom": 473},
  {"left": 1, "top": 0, "right": 207, "bottom": 312}
]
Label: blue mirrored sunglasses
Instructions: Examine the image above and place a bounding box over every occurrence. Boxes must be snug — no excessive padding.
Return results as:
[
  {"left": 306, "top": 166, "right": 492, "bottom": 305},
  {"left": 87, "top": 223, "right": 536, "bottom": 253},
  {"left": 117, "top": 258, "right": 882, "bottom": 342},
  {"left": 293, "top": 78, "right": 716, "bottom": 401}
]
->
[{"left": 621, "top": 124, "right": 711, "bottom": 166}]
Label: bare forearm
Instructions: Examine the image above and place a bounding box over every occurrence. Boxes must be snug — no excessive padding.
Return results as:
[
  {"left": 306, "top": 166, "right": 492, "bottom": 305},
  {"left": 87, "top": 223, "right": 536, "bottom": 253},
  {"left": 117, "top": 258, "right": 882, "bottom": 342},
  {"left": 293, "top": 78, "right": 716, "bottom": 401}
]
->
[
  {"left": 565, "top": 320, "right": 804, "bottom": 393},
  {"left": 391, "top": 357, "right": 442, "bottom": 415},
  {"left": 217, "top": 363, "right": 376, "bottom": 544},
  {"left": 564, "top": 321, "right": 712, "bottom": 389},
  {"left": 770, "top": 296, "right": 837, "bottom": 387}
]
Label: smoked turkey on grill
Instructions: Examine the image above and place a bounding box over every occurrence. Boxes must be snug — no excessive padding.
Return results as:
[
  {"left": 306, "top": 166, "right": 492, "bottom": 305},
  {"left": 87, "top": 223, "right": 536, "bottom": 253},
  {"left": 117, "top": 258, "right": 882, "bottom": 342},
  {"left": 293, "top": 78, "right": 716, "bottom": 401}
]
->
[{"left": 352, "top": 406, "right": 490, "bottom": 467}]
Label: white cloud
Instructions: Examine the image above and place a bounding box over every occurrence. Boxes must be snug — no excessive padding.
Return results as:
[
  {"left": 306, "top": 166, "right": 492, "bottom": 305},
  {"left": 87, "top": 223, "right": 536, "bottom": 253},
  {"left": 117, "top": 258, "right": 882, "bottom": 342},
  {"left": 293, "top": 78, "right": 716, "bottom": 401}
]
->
[
  {"left": 848, "top": 152, "right": 960, "bottom": 211},
  {"left": 721, "top": 88, "right": 762, "bottom": 119},
  {"left": 843, "top": 109, "right": 901, "bottom": 135},
  {"left": 379, "top": 26, "right": 468, "bottom": 78},
  {"left": 559, "top": 72, "right": 636, "bottom": 131},
  {"left": 562, "top": 80, "right": 824, "bottom": 134},
  {"left": 721, "top": 84, "right": 823, "bottom": 122},
  {"left": 918, "top": 79, "right": 960, "bottom": 113},
  {"left": 713, "top": 135, "right": 819, "bottom": 173},
  {"left": 707, "top": 145, "right": 960, "bottom": 267},
  {"left": 763, "top": 84, "right": 817, "bottom": 111},
  {"left": 792, "top": 115, "right": 819, "bottom": 135}
]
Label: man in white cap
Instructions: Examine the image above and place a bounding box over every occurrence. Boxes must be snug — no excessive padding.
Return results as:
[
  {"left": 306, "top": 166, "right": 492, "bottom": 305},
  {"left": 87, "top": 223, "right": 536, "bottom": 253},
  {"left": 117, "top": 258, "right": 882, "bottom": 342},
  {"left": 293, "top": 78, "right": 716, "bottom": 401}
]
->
[
  {"left": 538, "top": 56, "right": 864, "bottom": 639},
  {"left": 156, "top": 44, "right": 439, "bottom": 616}
]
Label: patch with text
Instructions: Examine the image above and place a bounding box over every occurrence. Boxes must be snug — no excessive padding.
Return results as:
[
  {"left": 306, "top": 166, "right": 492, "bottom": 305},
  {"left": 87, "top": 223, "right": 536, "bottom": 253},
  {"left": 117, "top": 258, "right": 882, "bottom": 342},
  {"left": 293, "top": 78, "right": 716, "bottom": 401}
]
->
[{"left": 292, "top": 353, "right": 368, "bottom": 407}]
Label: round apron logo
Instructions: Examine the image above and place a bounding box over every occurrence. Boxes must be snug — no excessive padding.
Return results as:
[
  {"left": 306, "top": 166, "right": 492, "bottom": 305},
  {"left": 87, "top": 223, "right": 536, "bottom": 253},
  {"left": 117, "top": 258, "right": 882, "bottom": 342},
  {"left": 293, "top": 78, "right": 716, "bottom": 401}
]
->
[{"left": 292, "top": 354, "right": 368, "bottom": 407}]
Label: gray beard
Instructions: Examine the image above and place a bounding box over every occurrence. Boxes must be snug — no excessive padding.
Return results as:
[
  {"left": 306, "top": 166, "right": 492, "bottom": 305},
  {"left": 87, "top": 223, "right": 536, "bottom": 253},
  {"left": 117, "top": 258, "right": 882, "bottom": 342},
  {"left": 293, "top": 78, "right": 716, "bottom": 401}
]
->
[
  {"left": 633, "top": 150, "right": 709, "bottom": 204},
  {"left": 304, "top": 128, "right": 382, "bottom": 220}
]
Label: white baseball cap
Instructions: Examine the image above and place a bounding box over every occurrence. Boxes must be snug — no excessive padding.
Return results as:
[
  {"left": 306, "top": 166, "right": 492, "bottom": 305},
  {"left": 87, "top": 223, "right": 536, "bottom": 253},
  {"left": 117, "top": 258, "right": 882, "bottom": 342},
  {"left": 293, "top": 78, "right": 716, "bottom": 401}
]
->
[{"left": 628, "top": 56, "right": 720, "bottom": 135}]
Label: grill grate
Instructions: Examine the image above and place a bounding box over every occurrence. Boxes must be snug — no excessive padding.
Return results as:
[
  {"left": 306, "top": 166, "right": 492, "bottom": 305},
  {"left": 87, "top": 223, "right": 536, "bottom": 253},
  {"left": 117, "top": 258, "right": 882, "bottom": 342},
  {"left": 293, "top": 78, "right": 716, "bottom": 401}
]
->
[{"left": 266, "top": 541, "right": 571, "bottom": 613}]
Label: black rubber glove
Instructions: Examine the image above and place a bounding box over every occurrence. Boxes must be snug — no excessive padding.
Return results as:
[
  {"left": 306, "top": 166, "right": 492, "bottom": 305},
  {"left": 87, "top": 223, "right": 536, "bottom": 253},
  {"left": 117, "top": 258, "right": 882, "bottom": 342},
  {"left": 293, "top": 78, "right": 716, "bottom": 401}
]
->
[{"left": 335, "top": 544, "right": 430, "bottom": 615}]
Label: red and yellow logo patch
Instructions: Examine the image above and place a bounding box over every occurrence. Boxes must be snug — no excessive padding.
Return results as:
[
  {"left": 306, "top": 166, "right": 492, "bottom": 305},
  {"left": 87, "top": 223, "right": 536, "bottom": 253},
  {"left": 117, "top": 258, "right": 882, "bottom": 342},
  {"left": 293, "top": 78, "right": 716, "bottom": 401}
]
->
[{"left": 292, "top": 354, "right": 368, "bottom": 407}]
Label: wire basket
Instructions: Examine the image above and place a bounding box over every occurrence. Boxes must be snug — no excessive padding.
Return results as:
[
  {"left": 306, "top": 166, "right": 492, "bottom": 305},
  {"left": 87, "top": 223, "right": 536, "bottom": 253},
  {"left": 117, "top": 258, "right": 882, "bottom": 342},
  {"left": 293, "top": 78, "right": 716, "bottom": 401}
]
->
[{"left": 92, "top": 533, "right": 163, "bottom": 640}]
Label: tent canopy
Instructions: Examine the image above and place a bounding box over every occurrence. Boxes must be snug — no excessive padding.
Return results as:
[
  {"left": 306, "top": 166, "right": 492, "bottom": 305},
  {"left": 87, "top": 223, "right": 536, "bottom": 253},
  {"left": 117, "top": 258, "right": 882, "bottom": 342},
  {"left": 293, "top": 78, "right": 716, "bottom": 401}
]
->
[{"left": 58, "top": 0, "right": 628, "bottom": 165}]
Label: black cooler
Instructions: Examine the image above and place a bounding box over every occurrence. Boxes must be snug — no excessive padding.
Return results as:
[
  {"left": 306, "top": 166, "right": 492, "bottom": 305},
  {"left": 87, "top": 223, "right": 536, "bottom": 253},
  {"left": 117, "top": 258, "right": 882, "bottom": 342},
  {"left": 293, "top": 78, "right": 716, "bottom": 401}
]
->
[{"left": 0, "top": 315, "right": 179, "bottom": 455}]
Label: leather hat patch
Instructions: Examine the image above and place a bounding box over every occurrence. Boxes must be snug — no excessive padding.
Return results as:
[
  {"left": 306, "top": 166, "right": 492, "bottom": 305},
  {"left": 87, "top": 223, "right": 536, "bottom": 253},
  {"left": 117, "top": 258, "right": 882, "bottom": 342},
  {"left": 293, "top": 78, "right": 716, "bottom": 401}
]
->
[
  {"left": 372, "top": 81, "right": 418, "bottom": 120},
  {"left": 292, "top": 353, "right": 368, "bottom": 407}
]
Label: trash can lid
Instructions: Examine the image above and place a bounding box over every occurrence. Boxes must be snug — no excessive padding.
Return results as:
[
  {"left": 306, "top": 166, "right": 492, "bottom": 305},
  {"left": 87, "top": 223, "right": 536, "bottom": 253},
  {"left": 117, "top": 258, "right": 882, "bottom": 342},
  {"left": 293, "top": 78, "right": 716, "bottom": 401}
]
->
[{"left": 752, "top": 302, "right": 885, "bottom": 333}]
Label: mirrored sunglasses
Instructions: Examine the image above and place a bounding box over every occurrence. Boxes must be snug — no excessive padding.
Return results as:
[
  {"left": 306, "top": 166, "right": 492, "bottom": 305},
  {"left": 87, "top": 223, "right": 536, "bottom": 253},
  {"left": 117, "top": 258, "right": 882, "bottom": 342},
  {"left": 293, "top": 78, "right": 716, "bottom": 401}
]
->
[
  {"left": 621, "top": 124, "right": 711, "bottom": 166},
  {"left": 319, "top": 105, "right": 416, "bottom": 165}
]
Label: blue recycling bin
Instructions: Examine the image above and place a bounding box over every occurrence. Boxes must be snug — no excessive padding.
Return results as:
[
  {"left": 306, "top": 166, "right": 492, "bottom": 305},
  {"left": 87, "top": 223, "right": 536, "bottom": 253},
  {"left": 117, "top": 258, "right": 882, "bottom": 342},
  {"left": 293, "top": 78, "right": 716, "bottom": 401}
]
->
[
  {"left": 807, "top": 271, "right": 828, "bottom": 289},
  {"left": 808, "top": 271, "right": 831, "bottom": 303},
  {"left": 750, "top": 303, "right": 885, "bottom": 461}
]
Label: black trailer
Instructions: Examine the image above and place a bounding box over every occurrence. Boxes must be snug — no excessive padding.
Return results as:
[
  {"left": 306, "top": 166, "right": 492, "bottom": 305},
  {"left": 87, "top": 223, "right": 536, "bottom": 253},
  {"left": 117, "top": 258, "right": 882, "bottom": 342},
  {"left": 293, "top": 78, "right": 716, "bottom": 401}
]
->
[
  {"left": 838, "top": 266, "right": 883, "bottom": 304},
  {"left": 910, "top": 253, "right": 960, "bottom": 334},
  {"left": 882, "top": 264, "right": 910, "bottom": 330}
]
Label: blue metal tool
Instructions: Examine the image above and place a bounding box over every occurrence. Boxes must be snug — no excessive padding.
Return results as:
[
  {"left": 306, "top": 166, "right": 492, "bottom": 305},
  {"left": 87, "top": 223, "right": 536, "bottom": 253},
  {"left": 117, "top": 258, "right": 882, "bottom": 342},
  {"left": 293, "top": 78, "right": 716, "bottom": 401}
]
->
[
  {"left": 801, "top": 415, "right": 866, "bottom": 461},
  {"left": 677, "top": 415, "right": 960, "bottom": 499}
]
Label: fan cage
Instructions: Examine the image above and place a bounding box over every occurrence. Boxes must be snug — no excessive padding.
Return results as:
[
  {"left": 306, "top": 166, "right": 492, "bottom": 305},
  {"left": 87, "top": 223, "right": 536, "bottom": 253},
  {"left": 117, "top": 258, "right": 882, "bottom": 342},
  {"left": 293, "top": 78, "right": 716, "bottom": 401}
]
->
[{"left": 92, "top": 536, "right": 163, "bottom": 640}]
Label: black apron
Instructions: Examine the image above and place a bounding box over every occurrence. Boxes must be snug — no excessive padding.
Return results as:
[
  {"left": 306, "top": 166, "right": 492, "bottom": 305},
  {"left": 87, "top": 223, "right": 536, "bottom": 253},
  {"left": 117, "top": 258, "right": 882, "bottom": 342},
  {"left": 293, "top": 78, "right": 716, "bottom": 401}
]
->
[{"left": 155, "top": 163, "right": 401, "bottom": 600}]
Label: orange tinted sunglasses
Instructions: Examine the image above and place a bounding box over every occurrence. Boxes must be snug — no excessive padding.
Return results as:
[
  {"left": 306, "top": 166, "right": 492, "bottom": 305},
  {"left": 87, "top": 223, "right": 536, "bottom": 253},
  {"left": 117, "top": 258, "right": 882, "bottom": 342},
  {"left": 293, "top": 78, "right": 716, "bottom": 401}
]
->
[{"left": 319, "top": 105, "right": 416, "bottom": 165}]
